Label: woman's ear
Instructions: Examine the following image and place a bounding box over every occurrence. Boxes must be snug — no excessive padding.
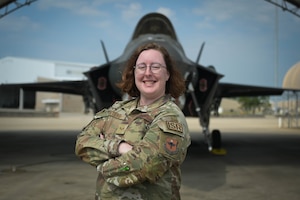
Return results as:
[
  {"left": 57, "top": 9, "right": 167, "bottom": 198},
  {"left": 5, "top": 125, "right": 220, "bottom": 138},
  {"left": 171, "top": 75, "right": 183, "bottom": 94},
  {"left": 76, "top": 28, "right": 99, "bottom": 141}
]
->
[{"left": 166, "top": 71, "right": 170, "bottom": 81}]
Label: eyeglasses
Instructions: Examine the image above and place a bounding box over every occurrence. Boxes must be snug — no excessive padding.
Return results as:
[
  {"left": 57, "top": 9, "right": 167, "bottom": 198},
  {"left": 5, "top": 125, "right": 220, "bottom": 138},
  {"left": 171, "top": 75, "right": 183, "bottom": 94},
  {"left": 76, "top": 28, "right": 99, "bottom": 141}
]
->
[{"left": 134, "top": 63, "right": 166, "bottom": 74}]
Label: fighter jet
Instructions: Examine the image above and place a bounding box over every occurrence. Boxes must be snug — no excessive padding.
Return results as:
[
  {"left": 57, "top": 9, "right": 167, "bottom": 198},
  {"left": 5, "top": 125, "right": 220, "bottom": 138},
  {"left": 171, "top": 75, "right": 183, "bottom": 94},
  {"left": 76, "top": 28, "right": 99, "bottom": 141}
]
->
[{"left": 0, "top": 13, "right": 291, "bottom": 152}]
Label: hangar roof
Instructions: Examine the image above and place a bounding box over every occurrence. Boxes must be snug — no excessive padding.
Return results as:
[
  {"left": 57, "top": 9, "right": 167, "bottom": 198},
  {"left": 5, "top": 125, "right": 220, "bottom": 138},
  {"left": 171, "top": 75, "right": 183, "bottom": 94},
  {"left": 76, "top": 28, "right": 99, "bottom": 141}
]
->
[
  {"left": 0, "top": 0, "right": 37, "bottom": 19},
  {"left": 1, "top": 1, "right": 300, "bottom": 19},
  {"left": 1, "top": 0, "right": 300, "bottom": 10},
  {"left": 264, "top": 0, "right": 300, "bottom": 17},
  {"left": 0, "top": 0, "right": 14, "bottom": 9},
  {"left": 286, "top": 0, "right": 300, "bottom": 7}
]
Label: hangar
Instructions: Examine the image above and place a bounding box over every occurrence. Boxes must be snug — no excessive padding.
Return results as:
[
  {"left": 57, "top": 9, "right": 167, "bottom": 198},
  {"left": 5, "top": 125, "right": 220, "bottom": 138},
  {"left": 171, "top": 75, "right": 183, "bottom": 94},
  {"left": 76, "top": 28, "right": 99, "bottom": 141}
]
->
[
  {"left": 0, "top": 57, "right": 97, "bottom": 113},
  {"left": 279, "top": 62, "right": 300, "bottom": 128}
]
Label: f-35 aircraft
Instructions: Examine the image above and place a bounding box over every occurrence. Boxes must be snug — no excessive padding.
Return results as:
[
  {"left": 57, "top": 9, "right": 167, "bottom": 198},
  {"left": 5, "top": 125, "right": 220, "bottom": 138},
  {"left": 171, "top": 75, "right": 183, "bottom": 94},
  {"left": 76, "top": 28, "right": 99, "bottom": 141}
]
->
[{"left": 0, "top": 13, "right": 290, "bottom": 152}]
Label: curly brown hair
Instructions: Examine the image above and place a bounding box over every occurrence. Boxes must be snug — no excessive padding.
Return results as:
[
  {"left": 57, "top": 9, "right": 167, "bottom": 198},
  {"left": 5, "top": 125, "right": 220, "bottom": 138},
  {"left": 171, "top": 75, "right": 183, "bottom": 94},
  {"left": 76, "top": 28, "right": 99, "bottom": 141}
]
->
[{"left": 116, "top": 42, "right": 186, "bottom": 99}]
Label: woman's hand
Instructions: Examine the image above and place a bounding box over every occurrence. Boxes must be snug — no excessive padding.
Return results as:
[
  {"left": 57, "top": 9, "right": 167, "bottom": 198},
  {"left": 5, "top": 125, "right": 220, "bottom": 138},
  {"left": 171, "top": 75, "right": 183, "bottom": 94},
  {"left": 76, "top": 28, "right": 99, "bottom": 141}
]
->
[{"left": 118, "top": 142, "right": 133, "bottom": 155}]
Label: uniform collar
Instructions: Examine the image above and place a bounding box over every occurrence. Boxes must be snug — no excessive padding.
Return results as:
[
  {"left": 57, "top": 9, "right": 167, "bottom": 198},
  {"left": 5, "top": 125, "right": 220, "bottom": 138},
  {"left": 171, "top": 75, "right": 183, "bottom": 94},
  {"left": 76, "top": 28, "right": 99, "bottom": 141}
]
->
[
  {"left": 122, "top": 94, "right": 171, "bottom": 114},
  {"left": 135, "top": 94, "right": 171, "bottom": 112}
]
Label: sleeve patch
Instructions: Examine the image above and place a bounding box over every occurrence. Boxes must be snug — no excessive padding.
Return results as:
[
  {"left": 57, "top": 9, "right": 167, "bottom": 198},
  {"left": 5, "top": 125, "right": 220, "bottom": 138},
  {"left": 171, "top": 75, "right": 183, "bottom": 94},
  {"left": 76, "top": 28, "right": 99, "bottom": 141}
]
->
[
  {"left": 164, "top": 137, "right": 179, "bottom": 154},
  {"left": 166, "top": 121, "right": 183, "bottom": 133}
]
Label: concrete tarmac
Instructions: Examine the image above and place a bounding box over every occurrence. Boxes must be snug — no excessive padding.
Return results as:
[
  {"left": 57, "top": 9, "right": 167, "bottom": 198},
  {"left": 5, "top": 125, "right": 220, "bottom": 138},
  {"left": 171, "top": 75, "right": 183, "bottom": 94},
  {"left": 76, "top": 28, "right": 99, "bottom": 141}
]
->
[{"left": 0, "top": 114, "right": 300, "bottom": 200}]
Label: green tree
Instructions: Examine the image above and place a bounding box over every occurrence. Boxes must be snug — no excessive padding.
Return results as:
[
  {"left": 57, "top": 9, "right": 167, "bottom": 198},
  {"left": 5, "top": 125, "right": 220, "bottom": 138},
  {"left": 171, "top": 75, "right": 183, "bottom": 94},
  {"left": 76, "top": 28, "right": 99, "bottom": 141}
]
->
[{"left": 236, "top": 96, "right": 271, "bottom": 115}]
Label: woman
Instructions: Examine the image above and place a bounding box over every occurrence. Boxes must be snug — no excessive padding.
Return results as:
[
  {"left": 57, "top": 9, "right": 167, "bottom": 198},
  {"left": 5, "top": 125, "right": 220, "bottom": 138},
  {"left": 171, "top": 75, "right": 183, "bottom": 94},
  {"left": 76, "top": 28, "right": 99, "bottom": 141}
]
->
[{"left": 75, "top": 42, "right": 191, "bottom": 200}]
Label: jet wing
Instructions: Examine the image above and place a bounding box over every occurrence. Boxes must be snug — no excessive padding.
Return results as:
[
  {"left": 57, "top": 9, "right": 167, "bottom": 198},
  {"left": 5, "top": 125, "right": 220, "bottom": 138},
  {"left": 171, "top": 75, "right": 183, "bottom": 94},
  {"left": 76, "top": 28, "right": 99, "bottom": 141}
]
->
[
  {"left": 216, "top": 82, "right": 286, "bottom": 98},
  {"left": 0, "top": 80, "right": 89, "bottom": 95},
  {"left": 0, "top": 80, "right": 89, "bottom": 109}
]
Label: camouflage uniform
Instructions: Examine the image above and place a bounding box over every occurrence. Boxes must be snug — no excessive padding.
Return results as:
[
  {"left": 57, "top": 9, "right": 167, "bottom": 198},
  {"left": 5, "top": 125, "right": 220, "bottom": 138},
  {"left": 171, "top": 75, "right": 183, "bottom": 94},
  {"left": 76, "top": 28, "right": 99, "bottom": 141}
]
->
[{"left": 75, "top": 95, "right": 191, "bottom": 200}]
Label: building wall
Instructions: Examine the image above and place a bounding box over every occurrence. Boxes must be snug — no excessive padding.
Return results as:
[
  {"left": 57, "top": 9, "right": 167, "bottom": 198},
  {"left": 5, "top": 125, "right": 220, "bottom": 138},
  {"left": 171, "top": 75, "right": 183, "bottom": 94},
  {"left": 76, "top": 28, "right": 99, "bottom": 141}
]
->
[
  {"left": 62, "top": 94, "right": 85, "bottom": 113},
  {"left": 0, "top": 57, "right": 55, "bottom": 84},
  {"left": 0, "top": 57, "right": 96, "bottom": 113},
  {"left": 36, "top": 92, "right": 84, "bottom": 113}
]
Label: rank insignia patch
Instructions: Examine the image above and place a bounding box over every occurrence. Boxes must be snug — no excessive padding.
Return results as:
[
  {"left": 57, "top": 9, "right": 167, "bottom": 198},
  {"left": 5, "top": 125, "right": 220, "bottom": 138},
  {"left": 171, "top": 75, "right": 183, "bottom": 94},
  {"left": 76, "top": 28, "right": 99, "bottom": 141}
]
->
[
  {"left": 115, "top": 124, "right": 128, "bottom": 135},
  {"left": 164, "top": 137, "right": 179, "bottom": 154}
]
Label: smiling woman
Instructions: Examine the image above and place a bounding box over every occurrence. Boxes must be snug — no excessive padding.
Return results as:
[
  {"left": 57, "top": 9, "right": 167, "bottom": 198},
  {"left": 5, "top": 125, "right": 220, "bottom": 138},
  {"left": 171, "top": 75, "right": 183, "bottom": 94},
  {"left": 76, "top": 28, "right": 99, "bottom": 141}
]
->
[
  {"left": 134, "top": 49, "right": 170, "bottom": 106},
  {"left": 75, "top": 42, "right": 191, "bottom": 200},
  {"left": 118, "top": 42, "right": 186, "bottom": 101}
]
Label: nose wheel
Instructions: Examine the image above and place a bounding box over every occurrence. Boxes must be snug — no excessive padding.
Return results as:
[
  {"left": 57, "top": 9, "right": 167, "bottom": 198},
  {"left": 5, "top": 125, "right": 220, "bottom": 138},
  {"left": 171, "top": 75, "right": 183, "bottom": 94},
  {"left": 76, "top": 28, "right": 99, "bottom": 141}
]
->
[
  {"left": 211, "top": 129, "right": 227, "bottom": 155},
  {"left": 211, "top": 129, "right": 221, "bottom": 148}
]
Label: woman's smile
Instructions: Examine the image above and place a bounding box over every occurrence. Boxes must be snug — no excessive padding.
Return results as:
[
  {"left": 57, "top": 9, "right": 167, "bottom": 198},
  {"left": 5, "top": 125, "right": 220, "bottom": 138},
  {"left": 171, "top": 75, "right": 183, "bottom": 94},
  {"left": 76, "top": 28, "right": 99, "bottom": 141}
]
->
[{"left": 134, "top": 49, "right": 170, "bottom": 105}]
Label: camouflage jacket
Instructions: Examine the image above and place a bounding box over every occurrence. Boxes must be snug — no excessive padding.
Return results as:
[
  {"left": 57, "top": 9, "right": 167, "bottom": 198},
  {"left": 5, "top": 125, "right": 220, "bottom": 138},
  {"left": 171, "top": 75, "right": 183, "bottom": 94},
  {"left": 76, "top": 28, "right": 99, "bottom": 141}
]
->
[{"left": 75, "top": 95, "right": 191, "bottom": 200}]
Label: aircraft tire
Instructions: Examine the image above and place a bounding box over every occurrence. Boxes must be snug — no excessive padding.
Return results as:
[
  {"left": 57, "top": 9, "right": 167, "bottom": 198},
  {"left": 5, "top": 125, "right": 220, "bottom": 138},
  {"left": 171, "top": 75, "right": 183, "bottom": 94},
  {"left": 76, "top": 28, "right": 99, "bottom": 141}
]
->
[{"left": 211, "top": 129, "right": 221, "bottom": 149}]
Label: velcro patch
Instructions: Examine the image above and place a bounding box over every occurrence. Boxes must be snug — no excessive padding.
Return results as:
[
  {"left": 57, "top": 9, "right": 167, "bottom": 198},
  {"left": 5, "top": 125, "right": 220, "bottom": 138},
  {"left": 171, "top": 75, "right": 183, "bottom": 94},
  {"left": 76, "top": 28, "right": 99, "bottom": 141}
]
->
[
  {"left": 108, "top": 111, "right": 125, "bottom": 120},
  {"left": 164, "top": 137, "right": 179, "bottom": 154},
  {"left": 166, "top": 121, "right": 183, "bottom": 133},
  {"left": 115, "top": 124, "right": 128, "bottom": 135}
]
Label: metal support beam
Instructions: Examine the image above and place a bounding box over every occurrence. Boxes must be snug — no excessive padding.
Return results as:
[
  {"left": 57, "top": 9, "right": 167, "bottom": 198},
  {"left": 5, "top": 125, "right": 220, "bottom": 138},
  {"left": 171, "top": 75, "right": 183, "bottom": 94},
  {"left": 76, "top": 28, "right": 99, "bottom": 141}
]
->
[
  {"left": 19, "top": 88, "right": 23, "bottom": 110},
  {"left": 264, "top": 0, "right": 300, "bottom": 18},
  {"left": 0, "top": 0, "right": 38, "bottom": 19}
]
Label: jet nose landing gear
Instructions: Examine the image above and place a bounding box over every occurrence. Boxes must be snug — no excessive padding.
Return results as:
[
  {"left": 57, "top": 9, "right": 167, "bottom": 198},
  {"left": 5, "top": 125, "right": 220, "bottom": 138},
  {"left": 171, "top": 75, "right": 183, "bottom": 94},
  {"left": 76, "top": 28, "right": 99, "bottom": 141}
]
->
[{"left": 211, "top": 129, "right": 227, "bottom": 155}]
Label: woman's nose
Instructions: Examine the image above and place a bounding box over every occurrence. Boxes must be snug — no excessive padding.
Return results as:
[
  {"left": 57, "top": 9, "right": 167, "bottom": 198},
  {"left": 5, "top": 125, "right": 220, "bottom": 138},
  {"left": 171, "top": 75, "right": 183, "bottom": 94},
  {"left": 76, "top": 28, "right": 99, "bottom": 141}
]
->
[{"left": 144, "top": 66, "right": 153, "bottom": 75}]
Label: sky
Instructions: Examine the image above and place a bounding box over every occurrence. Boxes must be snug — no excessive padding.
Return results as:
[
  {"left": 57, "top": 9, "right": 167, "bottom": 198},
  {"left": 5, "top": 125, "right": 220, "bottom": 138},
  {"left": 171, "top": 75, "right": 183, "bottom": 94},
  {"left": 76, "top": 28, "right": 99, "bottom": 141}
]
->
[{"left": 0, "top": 0, "right": 299, "bottom": 88}]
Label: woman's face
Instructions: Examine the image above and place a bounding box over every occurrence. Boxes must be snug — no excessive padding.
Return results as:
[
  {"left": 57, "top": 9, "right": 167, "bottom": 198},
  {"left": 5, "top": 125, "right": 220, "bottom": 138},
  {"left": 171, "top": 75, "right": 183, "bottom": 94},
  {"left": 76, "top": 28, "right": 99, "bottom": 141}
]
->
[{"left": 134, "top": 49, "right": 170, "bottom": 104}]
